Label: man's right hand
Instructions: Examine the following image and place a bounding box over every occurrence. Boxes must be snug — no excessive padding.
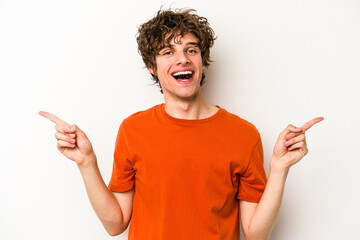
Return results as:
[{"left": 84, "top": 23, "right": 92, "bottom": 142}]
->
[
  {"left": 39, "top": 111, "right": 95, "bottom": 166},
  {"left": 39, "top": 111, "right": 133, "bottom": 236}
]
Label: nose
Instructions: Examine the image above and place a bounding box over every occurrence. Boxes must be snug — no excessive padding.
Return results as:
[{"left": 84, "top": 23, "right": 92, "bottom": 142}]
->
[{"left": 175, "top": 51, "right": 190, "bottom": 65}]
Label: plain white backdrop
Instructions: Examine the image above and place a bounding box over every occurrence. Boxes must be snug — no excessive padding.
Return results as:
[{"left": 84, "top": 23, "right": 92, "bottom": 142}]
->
[{"left": 1, "top": 0, "right": 359, "bottom": 239}]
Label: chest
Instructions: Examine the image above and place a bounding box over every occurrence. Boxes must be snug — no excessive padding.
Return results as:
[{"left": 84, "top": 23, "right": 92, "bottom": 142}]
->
[{"left": 128, "top": 125, "right": 248, "bottom": 196}]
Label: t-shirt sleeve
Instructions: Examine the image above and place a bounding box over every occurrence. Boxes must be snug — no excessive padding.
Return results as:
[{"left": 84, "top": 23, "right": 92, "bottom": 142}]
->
[
  {"left": 237, "top": 136, "right": 267, "bottom": 202},
  {"left": 108, "top": 121, "right": 135, "bottom": 192}
]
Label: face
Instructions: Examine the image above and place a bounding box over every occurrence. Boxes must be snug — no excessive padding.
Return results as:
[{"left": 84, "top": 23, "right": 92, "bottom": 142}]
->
[{"left": 148, "top": 33, "right": 204, "bottom": 101}]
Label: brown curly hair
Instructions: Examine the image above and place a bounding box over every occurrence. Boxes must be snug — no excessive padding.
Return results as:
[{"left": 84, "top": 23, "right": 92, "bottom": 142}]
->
[{"left": 136, "top": 8, "right": 216, "bottom": 93}]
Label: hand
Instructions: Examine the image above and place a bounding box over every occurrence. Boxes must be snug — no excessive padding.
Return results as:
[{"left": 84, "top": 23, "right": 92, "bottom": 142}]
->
[
  {"left": 271, "top": 117, "right": 324, "bottom": 170},
  {"left": 39, "top": 111, "right": 95, "bottom": 166}
]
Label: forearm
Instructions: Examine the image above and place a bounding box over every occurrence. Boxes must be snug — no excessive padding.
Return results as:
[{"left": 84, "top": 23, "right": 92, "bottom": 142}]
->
[
  {"left": 244, "top": 118, "right": 323, "bottom": 239},
  {"left": 77, "top": 154, "right": 125, "bottom": 235},
  {"left": 246, "top": 157, "right": 289, "bottom": 240}
]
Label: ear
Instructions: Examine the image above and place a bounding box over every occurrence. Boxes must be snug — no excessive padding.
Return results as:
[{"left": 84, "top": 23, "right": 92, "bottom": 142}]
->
[{"left": 148, "top": 67, "right": 156, "bottom": 76}]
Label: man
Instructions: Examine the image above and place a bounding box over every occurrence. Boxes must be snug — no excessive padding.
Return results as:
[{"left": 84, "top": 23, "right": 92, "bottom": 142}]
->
[{"left": 39, "top": 8, "right": 323, "bottom": 239}]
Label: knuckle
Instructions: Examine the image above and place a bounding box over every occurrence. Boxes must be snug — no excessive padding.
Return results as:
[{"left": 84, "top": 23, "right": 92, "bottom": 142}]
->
[{"left": 55, "top": 132, "right": 64, "bottom": 140}]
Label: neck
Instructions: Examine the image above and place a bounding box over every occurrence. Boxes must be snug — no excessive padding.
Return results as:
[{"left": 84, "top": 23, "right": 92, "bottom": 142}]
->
[{"left": 163, "top": 90, "right": 218, "bottom": 120}]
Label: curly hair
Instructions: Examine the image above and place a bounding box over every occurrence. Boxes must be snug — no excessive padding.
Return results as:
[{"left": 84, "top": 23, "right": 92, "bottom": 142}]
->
[{"left": 136, "top": 8, "right": 216, "bottom": 93}]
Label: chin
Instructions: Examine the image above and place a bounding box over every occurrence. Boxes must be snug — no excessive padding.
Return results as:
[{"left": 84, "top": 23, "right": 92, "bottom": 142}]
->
[{"left": 177, "top": 90, "right": 201, "bottom": 101}]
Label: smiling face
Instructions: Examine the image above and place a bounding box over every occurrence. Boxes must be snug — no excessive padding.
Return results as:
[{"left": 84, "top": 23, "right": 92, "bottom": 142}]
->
[{"left": 148, "top": 33, "right": 204, "bottom": 102}]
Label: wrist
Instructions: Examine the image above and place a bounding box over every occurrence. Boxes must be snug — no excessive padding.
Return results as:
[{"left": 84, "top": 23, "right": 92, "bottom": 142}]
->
[
  {"left": 269, "top": 156, "right": 290, "bottom": 175},
  {"left": 77, "top": 152, "right": 97, "bottom": 170}
]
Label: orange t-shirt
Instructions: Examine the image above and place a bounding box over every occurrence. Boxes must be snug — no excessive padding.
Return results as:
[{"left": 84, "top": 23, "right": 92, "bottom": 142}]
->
[{"left": 108, "top": 103, "right": 267, "bottom": 239}]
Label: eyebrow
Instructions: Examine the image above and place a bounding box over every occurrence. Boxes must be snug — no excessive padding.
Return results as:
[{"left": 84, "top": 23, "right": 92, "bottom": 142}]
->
[
  {"left": 160, "top": 42, "right": 199, "bottom": 50},
  {"left": 185, "top": 42, "right": 199, "bottom": 47}
]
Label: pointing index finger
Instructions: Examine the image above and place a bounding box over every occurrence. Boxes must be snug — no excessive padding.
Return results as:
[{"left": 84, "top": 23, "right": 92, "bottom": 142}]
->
[
  {"left": 39, "top": 111, "right": 69, "bottom": 125},
  {"left": 301, "top": 117, "right": 324, "bottom": 132}
]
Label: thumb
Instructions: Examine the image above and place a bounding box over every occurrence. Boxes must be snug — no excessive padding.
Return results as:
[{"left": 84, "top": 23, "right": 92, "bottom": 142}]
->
[
  {"left": 63, "top": 124, "right": 85, "bottom": 137},
  {"left": 279, "top": 124, "right": 302, "bottom": 140}
]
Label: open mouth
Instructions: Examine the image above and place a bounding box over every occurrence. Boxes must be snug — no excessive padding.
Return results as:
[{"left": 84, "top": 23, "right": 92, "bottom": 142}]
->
[{"left": 172, "top": 71, "right": 194, "bottom": 82}]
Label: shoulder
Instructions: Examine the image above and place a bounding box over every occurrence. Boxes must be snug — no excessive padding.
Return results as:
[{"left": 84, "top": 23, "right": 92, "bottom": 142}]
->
[
  {"left": 121, "top": 104, "right": 160, "bottom": 127},
  {"left": 220, "top": 108, "right": 261, "bottom": 139}
]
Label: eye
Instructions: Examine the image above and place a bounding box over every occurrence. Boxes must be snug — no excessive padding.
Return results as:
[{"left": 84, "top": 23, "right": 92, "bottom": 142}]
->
[
  {"left": 163, "top": 50, "right": 172, "bottom": 55},
  {"left": 188, "top": 49, "right": 198, "bottom": 54}
]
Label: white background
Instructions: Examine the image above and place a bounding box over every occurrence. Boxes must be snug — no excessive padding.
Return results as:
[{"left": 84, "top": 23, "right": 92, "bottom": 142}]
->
[{"left": 1, "top": 0, "right": 359, "bottom": 239}]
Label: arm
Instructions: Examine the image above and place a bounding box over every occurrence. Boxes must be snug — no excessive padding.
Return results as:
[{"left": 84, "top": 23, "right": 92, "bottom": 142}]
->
[
  {"left": 77, "top": 153, "right": 134, "bottom": 236},
  {"left": 240, "top": 160, "right": 288, "bottom": 240},
  {"left": 39, "top": 111, "right": 134, "bottom": 236},
  {"left": 240, "top": 118, "right": 324, "bottom": 240}
]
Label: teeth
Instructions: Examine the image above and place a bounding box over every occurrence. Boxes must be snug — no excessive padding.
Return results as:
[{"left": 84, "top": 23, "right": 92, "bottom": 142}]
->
[{"left": 172, "top": 71, "right": 193, "bottom": 76}]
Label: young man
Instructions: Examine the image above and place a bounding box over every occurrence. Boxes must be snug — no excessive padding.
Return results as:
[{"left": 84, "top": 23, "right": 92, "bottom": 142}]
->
[{"left": 39, "top": 9, "right": 323, "bottom": 240}]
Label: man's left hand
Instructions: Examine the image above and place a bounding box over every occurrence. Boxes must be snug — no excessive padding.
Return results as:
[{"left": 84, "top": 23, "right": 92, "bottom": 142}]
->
[{"left": 271, "top": 117, "right": 324, "bottom": 170}]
